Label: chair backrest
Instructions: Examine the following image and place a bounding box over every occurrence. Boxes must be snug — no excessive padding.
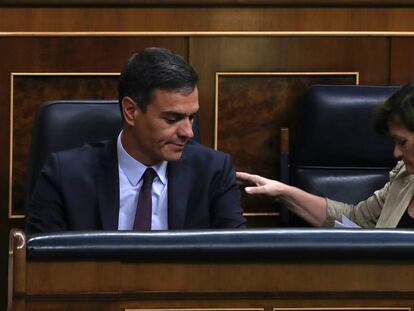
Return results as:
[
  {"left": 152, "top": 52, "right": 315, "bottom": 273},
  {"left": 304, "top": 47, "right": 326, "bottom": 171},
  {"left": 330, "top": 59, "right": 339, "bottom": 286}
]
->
[
  {"left": 26, "top": 100, "right": 201, "bottom": 203},
  {"left": 284, "top": 85, "right": 400, "bottom": 225}
]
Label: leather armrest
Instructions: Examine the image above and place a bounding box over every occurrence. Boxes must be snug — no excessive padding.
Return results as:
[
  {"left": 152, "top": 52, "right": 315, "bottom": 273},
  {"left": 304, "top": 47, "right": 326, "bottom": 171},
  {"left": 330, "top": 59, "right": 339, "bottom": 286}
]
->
[{"left": 27, "top": 229, "right": 414, "bottom": 261}]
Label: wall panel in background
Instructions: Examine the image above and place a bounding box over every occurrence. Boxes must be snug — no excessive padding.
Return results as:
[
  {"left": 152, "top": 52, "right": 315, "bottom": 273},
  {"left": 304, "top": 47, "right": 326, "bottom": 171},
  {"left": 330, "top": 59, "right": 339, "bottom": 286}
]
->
[
  {"left": 390, "top": 37, "right": 414, "bottom": 84},
  {"left": 1, "top": 3, "right": 414, "bottom": 308},
  {"left": 10, "top": 74, "right": 119, "bottom": 217},
  {"left": 190, "top": 37, "right": 390, "bottom": 147},
  {"left": 3, "top": 8, "right": 414, "bottom": 32},
  {"left": 215, "top": 72, "right": 357, "bottom": 216}
]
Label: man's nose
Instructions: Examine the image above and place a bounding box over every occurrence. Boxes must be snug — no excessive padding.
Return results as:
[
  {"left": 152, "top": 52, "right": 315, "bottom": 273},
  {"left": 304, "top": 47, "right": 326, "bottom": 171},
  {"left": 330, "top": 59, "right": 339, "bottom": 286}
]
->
[
  {"left": 393, "top": 144, "right": 403, "bottom": 159},
  {"left": 178, "top": 118, "right": 194, "bottom": 139}
]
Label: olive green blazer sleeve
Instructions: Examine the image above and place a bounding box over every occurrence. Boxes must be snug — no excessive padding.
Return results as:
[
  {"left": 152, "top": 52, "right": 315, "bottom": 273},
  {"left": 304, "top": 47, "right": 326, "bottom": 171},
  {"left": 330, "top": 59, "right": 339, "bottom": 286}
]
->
[{"left": 323, "top": 161, "right": 414, "bottom": 228}]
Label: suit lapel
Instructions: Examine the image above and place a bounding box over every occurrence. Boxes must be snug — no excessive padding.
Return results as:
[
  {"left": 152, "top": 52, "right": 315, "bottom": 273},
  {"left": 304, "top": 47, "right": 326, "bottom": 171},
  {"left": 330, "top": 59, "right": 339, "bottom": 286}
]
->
[
  {"left": 96, "top": 139, "right": 120, "bottom": 230},
  {"left": 168, "top": 154, "right": 190, "bottom": 229}
]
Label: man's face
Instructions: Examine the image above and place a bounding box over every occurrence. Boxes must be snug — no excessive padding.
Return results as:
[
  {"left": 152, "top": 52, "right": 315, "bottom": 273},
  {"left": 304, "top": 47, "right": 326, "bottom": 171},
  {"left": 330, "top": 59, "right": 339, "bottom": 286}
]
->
[{"left": 124, "top": 87, "right": 199, "bottom": 166}]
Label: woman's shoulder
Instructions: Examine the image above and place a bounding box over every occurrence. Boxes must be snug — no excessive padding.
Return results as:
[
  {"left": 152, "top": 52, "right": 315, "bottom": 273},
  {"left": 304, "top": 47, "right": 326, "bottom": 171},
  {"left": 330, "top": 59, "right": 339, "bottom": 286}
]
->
[{"left": 389, "top": 160, "right": 407, "bottom": 181}]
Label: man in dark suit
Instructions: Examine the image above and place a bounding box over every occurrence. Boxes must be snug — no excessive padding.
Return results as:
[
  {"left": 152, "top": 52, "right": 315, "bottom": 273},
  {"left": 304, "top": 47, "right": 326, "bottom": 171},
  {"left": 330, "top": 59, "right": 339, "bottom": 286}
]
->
[{"left": 26, "top": 47, "right": 246, "bottom": 233}]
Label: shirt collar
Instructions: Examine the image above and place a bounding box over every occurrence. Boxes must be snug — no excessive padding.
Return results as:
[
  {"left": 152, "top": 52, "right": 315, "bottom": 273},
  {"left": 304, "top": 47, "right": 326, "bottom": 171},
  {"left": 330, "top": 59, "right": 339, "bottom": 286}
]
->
[{"left": 117, "top": 131, "right": 168, "bottom": 186}]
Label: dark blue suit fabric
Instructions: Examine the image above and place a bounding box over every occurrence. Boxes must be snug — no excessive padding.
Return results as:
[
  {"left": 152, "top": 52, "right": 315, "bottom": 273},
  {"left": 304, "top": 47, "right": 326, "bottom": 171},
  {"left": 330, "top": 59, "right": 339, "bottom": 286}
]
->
[{"left": 26, "top": 139, "right": 246, "bottom": 233}]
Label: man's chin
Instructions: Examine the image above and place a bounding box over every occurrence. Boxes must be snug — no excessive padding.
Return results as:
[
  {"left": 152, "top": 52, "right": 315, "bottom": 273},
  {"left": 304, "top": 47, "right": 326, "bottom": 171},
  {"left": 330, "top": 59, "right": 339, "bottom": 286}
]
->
[{"left": 163, "top": 151, "right": 184, "bottom": 162}]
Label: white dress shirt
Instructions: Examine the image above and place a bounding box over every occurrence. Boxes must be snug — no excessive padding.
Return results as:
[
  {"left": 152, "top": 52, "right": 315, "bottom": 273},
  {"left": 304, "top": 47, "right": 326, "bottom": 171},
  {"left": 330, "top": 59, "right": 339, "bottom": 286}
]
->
[{"left": 117, "top": 132, "right": 168, "bottom": 230}]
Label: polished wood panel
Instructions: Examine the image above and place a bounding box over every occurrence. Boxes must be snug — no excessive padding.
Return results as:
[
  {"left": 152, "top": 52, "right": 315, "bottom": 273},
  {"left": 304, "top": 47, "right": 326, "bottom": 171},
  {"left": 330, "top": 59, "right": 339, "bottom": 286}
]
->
[
  {"left": 0, "top": 36, "right": 188, "bottom": 311},
  {"left": 0, "top": 36, "right": 187, "bottom": 216},
  {"left": 19, "top": 301, "right": 414, "bottom": 311},
  {"left": 190, "top": 36, "right": 387, "bottom": 221},
  {"left": 216, "top": 73, "right": 357, "bottom": 214},
  {"left": 9, "top": 230, "right": 414, "bottom": 310},
  {"left": 3, "top": 8, "right": 414, "bottom": 32},
  {"left": 125, "top": 309, "right": 262, "bottom": 311},
  {"left": 0, "top": 2, "right": 412, "bottom": 306},
  {"left": 216, "top": 73, "right": 357, "bottom": 173},
  {"left": 8, "top": 230, "right": 25, "bottom": 311},
  {"left": 27, "top": 261, "right": 121, "bottom": 293},
  {"left": 11, "top": 74, "right": 118, "bottom": 217},
  {"left": 4, "top": 0, "right": 414, "bottom": 6},
  {"left": 390, "top": 37, "right": 414, "bottom": 84},
  {"left": 0, "top": 37, "right": 187, "bottom": 218},
  {"left": 273, "top": 309, "right": 410, "bottom": 311},
  {"left": 120, "top": 262, "right": 414, "bottom": 292},
  {"left": 190, "top": 37, "right": 389, "bottom": 148}
]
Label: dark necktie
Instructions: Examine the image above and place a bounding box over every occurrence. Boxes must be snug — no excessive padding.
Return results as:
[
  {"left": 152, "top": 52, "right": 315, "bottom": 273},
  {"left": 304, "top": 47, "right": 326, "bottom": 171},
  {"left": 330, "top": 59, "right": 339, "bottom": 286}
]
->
[{"left": 133, "top": 168, "right": 156, "bottom": 230}]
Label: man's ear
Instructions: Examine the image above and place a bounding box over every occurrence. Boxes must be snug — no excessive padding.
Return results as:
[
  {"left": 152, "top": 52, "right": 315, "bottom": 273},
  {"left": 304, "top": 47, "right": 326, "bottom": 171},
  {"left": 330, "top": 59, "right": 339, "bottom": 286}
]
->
[{"left": 122, "top": 97, "right": 140, "bottom": 126}]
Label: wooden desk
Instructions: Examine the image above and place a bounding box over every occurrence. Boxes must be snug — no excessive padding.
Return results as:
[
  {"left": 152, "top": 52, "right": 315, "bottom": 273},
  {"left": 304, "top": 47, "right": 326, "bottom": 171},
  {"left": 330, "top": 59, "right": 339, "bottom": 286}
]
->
[{"left": 8, "top": 229, "right": 414, "bottom": 311}]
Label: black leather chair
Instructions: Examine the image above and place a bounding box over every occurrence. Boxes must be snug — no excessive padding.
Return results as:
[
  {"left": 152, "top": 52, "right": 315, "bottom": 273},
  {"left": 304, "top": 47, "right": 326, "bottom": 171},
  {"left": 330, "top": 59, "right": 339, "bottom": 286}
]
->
[
  {"left": 25, "top": 100, "right": 201, "bottom": 204},
  {"left": 280, "top": 85, "right": 400, "bottom": 226}
]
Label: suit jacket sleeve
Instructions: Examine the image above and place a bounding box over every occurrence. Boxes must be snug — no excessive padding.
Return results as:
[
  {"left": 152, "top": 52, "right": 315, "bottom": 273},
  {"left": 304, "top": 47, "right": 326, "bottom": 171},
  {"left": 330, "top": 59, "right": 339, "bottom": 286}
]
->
[
  {"left": 209, "top": 153, "right": 246, "bottom": 228},
  {"left": 25, "top": 153, "right": 68, "bottom": 234}
]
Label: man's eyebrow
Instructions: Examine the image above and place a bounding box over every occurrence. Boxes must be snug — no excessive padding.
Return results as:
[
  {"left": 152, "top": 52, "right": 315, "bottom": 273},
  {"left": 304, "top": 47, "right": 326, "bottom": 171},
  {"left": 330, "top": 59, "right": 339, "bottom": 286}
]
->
[
  {"left": 160, "top": 111, "right": 185, "bottom": 117},
  {"left": 161, "top": 111, "right": 197, "bottom": 117}
]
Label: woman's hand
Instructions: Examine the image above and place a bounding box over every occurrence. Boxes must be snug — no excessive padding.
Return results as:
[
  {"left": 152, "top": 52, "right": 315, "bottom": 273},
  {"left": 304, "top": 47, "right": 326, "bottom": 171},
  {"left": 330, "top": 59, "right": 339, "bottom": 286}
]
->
[
  {"left": 237, "top": 171, "right": 327, "bottom": 226},
  {"left": 236, "top": 172, "right": 287, "bottom": 197}
]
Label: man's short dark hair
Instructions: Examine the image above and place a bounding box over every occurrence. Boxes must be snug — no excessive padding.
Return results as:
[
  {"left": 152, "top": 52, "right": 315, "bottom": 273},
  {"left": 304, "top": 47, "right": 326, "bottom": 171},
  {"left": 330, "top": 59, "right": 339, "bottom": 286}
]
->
[
  {"left": 118, "top": 47, "right": 199, "bottom": 115},
  {"left": 373, "top": 82, "right": 414, "bottom": 135}
]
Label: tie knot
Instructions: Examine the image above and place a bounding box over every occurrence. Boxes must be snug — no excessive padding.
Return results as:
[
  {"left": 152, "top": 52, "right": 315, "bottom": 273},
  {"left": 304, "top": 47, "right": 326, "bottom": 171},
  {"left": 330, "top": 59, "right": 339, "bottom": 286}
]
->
[{"left": 142, "top": 168, "right": 156, "bottom": 186}]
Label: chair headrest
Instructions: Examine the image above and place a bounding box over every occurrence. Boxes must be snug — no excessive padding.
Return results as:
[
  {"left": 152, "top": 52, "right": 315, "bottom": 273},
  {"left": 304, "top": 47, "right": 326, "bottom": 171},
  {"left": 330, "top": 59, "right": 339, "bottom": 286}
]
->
[{"left": 292, "top": 85, "right": 399, "bottom": 168}]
